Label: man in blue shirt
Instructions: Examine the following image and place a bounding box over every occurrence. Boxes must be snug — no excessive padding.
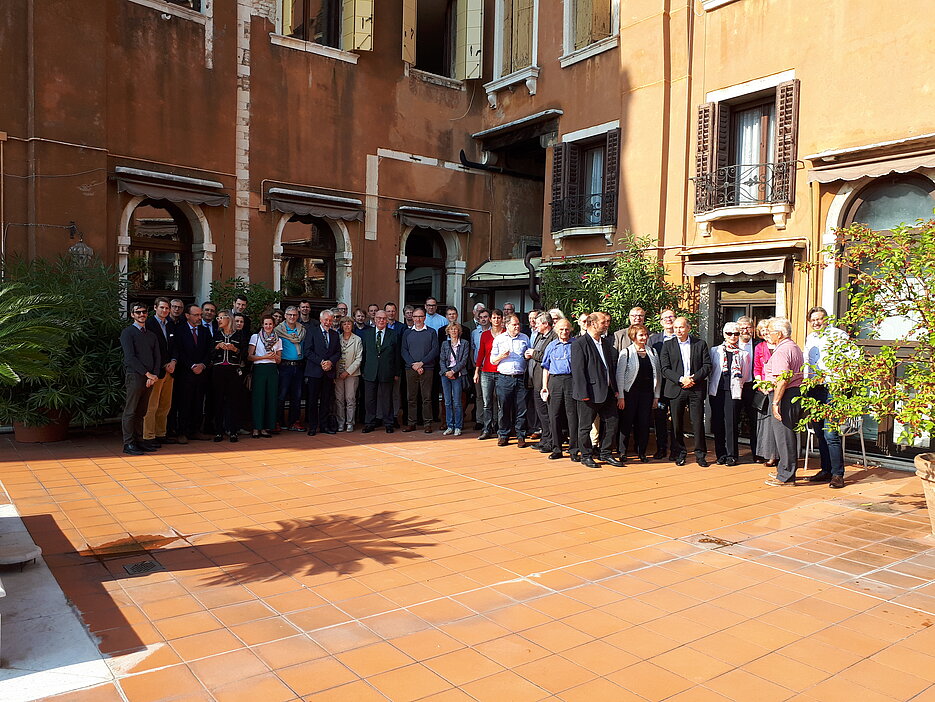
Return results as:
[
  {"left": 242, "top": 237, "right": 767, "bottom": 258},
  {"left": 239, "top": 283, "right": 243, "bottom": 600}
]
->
[
  {"left": 276, "top": 306, "right": 307, "bottom": 431},
  {"left": 540, "top": 319, "right": 577, "bottom": 460},
  {"left": 423, "top": 297, "right": 448, "bottom": 331},
  {"left": 491, "top": 315, "right": 530, "bottom": 447}
]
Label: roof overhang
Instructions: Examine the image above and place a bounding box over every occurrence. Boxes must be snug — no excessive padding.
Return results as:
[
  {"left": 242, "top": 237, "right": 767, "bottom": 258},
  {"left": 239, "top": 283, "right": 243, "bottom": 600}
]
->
[
  {"left": 115, "top": 166, "right": 229, "bottom": 207},
  {"left": 805, "top": 132, "right": 935, "bottom": 184},
  {"left": 266, "top": 187, "right": 363, "bottom": 221},
  {"left": 396, "top": 206, "right": 471, "bottom": 233},
  {"left": 472, "top": 109, "right": 563, "bottom": 150}
]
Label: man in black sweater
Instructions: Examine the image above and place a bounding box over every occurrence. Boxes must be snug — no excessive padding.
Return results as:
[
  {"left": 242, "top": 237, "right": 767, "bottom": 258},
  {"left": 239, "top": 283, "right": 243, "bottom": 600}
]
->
[{"left": 120, "top": 302, "right": 161, "bottom": 456}]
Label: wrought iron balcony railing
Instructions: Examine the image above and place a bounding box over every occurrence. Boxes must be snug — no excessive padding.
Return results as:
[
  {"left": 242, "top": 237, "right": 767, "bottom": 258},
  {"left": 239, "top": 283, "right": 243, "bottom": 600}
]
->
[
  {"left": 550, "top": 192, "right": 617, "bottom": 232},
  {"left": 694, "top": 161, "right": 795, "bottom": 214}
]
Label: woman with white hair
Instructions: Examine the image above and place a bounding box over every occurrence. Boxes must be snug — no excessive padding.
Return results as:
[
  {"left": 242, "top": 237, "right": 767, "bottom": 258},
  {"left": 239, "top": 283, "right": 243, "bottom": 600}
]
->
[
  {"left": 708, "top": 321, "right": 752, "bottom": 466},
  {"left": 763, "top": 317, "right": 804, "bottom": 486},
  {"left": 753, "top": 318, "right": 778, "bottom": 466}
]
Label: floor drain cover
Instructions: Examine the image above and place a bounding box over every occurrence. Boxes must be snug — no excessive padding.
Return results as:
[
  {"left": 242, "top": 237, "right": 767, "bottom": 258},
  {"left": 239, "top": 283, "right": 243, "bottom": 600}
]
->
[{"left": 123, "top": 560, "right": 164, "bottom": 576}]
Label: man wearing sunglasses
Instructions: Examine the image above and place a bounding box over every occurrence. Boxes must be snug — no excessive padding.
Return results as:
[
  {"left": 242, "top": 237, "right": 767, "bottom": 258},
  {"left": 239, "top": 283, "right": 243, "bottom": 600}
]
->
[
  {"left": 707, "top": 322, "right": 752, "bottom": 466},
  {"left": 120, "top": 303, "right": 161, "bottom": 456}
]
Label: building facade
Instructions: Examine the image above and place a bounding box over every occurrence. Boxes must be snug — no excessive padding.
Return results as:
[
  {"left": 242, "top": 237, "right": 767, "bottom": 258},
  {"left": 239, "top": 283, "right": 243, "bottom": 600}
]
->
[{"left": 3, "top": 0, "right": 934, "bottom": 456}]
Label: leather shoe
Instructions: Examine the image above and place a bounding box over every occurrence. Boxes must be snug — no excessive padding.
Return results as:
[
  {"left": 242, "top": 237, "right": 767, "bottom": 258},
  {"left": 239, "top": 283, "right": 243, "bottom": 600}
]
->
[
  {"left": 570, "top": 453, "right": 581, "bottom": 463},
  {"left": 601, "top": 455, "right": 624, "bottom": 467},
  {"left": 193, "top": 433, "right": 213, "bottom": 441},
  {"left": 123, "top": 443, "right": 145, "bottom": 456},
  {"left": 229, "top": 434, "right": 239, "bottom": 443},
  {"left": 808, "top": 471, "right": 832, "bottom": 483},
  {"left": 765, "top": 477, "right": 795, "bottom": 487},
  {"left": 141, "top": 439, "right": 161, "bottom": 449},
  {"left": 497, "top": 437, "right": 508, "bottom": 446},
  {"left": 517, "top": 437, "right": 527, "bottom": 448},
  {"left": 638, "top": 454, "right": 649, "bottom": 463},
  {"left": 362, "top": 425, "right": 375, "bottom": 433},
  {"left": 549, "top": 450, "right": 563, "bottom": 460},
  {"left": 385, "top": 426, "right": 394, "bottom": 433},
  {"left": 159, "top": 436, "right": 177, "bottom": 444},
  {"left": 424, "top": 425, "right": 433, "bottom": 434},
  {"left": 176, "top": 434, "right": 189, "bottom": 445},
  {"left": 725, "top": 457, "right": 738, "bottom": 466},
  {"left": 324, "top": 428, "right": 337, "bottom": 434},
  {"left": 478, "top": 432, "right": 492, "bottom": 440},
  {"left": 652, "top": 450, "right": 667, "bottom": 459},
  {"left": 307, "top": 429, "right": 317, "bottom": 436},
  {"left": 675, "top": 455, "right": 687, "bottom": 466},
  {"left": 830, "top": 475, "right": 845, "bottom": 489},
  {"left": 402, "top": 425, "right": 416, "bottom": 432},
  {"left": 213, "top": 434, "right": 224, "bottom": 442},
  {"left": 538, "top": 444, "right": 552, "bottom": 454},
  {"left": 697, "top": 456, "right": 709, "bottom": 467},
  {"left": 716, "top": 456, "right": 727, "bottom": 465},
  {"left": 581, "top": 456, "right": 599, "bottom": 469}
]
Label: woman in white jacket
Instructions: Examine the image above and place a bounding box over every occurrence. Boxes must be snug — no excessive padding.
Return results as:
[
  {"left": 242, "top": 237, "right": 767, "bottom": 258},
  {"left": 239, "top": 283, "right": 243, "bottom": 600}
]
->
[
  {"left": 335, "top": 316, "right": 363, "bottom": 431},
  {"left": 615, "top": 324, "right": 661, "bottom": 462},
  {"left": 708, "top": 321, "right": 752, "bottom": 465}
]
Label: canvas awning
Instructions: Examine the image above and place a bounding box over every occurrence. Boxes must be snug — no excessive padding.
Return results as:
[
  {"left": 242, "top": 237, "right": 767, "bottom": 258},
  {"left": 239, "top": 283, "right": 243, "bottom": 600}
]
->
[
  {"left": 397, "top": 206, "right": 471, "bottom": 233},
  {"left": 683, "top": 256, "right": 788, "bottom": 278},
  {"left": 808, "top": 151, "right": 935, "bottom": 183},
  {"left": 266, "top": 187, "right": 363, "bottom": 221},
  {"left": 115, "top": 167, "right": 229, "bottom": 207},
  {"left": 468, "top": 258, "right": 541, "bottom": 283}
]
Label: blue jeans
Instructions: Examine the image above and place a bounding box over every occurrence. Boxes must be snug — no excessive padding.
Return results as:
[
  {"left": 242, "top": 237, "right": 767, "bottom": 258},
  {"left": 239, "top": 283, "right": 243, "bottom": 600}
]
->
[
  {"left": 480, "top": 371, "right": 499, "bottom": 434},
  {"left": 495, "top": 374, "right": 527, "bottom": 439},
  {"left": 808, "top": 385, "right": 844, "bottom": 476},
  {"left": 441, "top": 375, "right": 463, "bottom": 429}
]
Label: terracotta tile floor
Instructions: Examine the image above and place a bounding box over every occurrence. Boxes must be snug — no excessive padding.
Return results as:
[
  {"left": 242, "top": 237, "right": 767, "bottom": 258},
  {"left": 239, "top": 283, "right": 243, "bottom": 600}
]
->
[{"left": 3, "top": 429, "right": 935, "bottom": 701}]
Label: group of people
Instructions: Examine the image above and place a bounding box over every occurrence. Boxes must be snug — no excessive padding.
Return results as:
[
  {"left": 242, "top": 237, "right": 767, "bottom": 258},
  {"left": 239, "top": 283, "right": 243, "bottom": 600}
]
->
[{"left": 120, "top": 294, "right": 848, "bottom": 488}]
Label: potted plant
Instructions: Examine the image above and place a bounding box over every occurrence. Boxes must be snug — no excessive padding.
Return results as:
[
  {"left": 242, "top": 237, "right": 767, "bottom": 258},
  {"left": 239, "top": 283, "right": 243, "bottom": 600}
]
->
[
  {"left": 799, "top": 218, "right": 935, "bottom": 533},
  {"left": 0, "top": 256, "right": 127, "bottom": 442}
]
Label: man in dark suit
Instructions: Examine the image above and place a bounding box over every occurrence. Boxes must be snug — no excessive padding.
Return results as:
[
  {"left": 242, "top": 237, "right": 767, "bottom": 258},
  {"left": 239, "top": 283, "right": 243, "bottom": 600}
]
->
[
  {"left": 525, "top": 313, "right": 557, "bottom": 453},
  {"left": 648, "top": 308, "right": 677, "bottom": 458},
  {"left": 172, "top": 303, "right": 212, "bottom": 444},
  {"left": 660, "top": 317, "right": 712, "bottom": 466},
  {"left": 571, "top": 312, "right": 623, "bottom": 469},
  {"left": 304, "top": 309, "right": 341, "bottom": 435},
  {"left": 120, "top": 302, "right": 161, "bottom": 456},
  {"left": 737, "top": 315, "right": 762, "bottom": 460},
  {"left": 361, "top": 310, "right": 401, "bottom": 432},
  {"left": 142, "top": 297, "right": 177, "bottom": 447}
]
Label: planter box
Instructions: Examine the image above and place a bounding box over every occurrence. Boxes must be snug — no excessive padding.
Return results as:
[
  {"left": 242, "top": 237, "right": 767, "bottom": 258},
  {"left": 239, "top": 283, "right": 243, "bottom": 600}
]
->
[{"left": 13, "top": 411, "right": 71, "bottom": 443}]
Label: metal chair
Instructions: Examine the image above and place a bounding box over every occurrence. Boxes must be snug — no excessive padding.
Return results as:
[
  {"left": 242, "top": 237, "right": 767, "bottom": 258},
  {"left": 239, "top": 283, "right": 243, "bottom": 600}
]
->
[{"left": 804, "top": 415, "right": 867, "bottom": 471}]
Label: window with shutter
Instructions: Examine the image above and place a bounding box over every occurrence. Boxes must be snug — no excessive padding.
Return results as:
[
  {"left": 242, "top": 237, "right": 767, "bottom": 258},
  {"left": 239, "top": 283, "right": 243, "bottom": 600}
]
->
[
  {"left": 573, "top": 0, "right": 612, "bottom": 50},
  {"left": 511, "top": 0, "right": 534, "bottom": 72},
  {"left": 281, "top": 0, "right": 342, "bottom": 47},
  {"left": 550, "top": 127, "right": 621, "bottom": 233},
  {"left": 500, "top": 0, "right": 514, "bottom": 76},
  {"left": 693, "top": 77, "right": 800, "bottom": 214}
]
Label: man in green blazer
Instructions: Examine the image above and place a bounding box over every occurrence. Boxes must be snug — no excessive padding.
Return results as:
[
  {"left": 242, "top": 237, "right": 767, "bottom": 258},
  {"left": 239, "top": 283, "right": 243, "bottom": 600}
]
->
[{"left": 360, "top": 310, "right": 402, "bottom": 432}]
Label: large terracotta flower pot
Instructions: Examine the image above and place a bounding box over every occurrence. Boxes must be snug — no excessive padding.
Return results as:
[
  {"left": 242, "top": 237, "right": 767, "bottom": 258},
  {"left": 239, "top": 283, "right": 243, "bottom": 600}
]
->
[
  {"left": 13, "top": 410, "right": 71, "bottom": 443},
  {"left": 914, "top": 452, "right": 935, "bottom": 537}
]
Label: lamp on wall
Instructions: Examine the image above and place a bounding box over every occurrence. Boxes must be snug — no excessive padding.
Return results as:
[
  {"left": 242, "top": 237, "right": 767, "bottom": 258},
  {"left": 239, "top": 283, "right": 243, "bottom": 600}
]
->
[{"left": 67, "top": 221, "right": 94, "bottom": 267}]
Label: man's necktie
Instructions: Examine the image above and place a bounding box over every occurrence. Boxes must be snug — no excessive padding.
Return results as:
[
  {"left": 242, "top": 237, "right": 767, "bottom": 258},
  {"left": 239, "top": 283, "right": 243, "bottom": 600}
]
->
[
  {"left": 192, "top": 326, "right": 198, "bottom": 344},
  {"left": 377, "top": 330, "right": 383, "bottom": 351}
]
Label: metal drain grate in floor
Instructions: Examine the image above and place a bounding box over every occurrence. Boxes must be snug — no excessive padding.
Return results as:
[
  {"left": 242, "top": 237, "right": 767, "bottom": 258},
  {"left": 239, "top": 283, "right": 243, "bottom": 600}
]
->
[{"left": 123, "top": 559, "right": 164, "bottom": 576}]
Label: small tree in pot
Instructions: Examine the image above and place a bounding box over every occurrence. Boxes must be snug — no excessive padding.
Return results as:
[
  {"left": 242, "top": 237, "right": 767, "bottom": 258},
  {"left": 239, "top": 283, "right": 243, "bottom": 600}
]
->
[{"left": 799, "top": 218, "right": 935, "bottom": 533}]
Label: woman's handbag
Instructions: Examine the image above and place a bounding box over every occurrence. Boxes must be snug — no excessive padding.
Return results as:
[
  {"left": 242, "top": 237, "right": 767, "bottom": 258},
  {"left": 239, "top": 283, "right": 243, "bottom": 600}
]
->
[{"left": 752, "top": 390, "right": 770, "bottom": 413}]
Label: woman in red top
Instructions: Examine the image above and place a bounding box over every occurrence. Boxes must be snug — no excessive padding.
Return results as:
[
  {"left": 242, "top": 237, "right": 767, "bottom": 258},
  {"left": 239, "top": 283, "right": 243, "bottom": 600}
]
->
[
  {"left": 473, "top": 309, "right": 504, "bottom": 439},
  {"left": 753, "top": 318, "right": 778, "bottom": 467}
]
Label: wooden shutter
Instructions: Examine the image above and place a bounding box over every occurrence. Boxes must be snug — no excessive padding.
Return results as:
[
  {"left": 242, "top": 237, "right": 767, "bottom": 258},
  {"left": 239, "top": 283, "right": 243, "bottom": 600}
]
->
[
  {"left": 574, "top": 0, "right": 593, "bottom": 50},
  {"left": 401, "top": 0, "right": 416, "bottom": 63},
  {"left": 342, "top": 0, "right": 373, "bottom": 51},
  {"left": 602, "top": 128, "right": 620, "bottom": 226},
  {"left": 501, "top": 0, "right": 514, "bottom": 75},
  {"left": 512, "top": 0, "right": 534, "bottom": 71},
  {"left": 550, "top": 143, "right": 566, "bottom": 232},
  {"left": 773, "top": 79, "right": 800, "bottom": 203},
  {"left": 591, "top": 0, "right": 612, "bottom": 44},
  {"left": 282, "top": 0, "right": 296, "bottom": 35},
  {"left": 454, "top": 0, "right": 484, "bottom": 80},
  {"left": 695, "top": 103, "right": 716, "bottom": 213}
]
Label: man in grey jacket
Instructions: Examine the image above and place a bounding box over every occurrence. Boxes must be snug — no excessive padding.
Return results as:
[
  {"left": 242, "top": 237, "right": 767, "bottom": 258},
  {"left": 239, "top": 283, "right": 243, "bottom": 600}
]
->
[
  {"left": 120, "top": 302, "right": 161, "bottom": 456},
  {"left": 525, "top": 313, "right": 557, "bottom": 453},
  {"left": 402, "top": 308, "right": 439, "bottom": 433}
]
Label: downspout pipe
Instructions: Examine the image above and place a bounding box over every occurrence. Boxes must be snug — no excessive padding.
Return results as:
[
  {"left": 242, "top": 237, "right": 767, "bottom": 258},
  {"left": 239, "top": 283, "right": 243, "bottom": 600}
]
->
[{"left": 525, "top": 248, "right": 542, "bottom": 306}]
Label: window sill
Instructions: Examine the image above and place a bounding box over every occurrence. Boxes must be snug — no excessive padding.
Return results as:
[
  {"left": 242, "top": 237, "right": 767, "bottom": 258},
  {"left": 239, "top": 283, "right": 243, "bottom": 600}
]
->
[
  {"left": 559, "top": 35, "right": 619, "bottom": 69},
  {"left": 551, "top": 225, "right": 615, "bottom": 250},
  {"left": 483, "top": 66, "right": 540, "bottom": 108},
  {"left": 702, "top": 0, "right": 742, "bottom": 9},
  {"left": 406, "top": 65, "right": 465, "bottom": 91},
  {"left": 269, "top": 34, "right": 359, "bottom": 64},
  {"left": 694, "top": 203, "right": 791, "bottom": 236},
  {"left": 126, "top": 0, "right": 207, "bottom": 24}
]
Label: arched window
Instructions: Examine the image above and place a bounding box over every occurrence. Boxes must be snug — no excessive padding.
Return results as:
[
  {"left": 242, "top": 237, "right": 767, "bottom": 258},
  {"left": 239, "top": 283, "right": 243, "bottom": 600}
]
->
[
  {"left": 128, "top": 199, "right": 193, "bottom": 304},
  {"left": 405, "top": 228, "right": 446, "bottom": 306},
  {"left": 280, "top": 215, "right": 336, "bottom": 309}
]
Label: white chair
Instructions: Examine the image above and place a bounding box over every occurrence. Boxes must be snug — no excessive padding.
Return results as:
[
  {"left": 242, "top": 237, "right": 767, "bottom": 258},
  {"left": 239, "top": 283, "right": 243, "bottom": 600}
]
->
[{"left": 803, "top": 415, "right": 867, "bottom": 471}]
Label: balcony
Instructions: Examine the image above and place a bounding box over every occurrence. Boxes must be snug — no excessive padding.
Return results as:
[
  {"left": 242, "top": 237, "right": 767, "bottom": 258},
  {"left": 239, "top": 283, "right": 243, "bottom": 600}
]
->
[
  {"left": 549, "top": 192, "right": 618, "bottom": 249},
  {"left": 693, "top": 161, "right": 795, "bottom": 235}
]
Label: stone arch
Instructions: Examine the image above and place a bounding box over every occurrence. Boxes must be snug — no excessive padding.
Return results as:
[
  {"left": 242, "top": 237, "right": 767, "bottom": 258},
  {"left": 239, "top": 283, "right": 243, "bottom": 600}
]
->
[
  {"left": 273, "top": 213, "right": 353, "bottom": 305},
  {"left": 118, "top": 195, "right": 216, "bottom": 304}
]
